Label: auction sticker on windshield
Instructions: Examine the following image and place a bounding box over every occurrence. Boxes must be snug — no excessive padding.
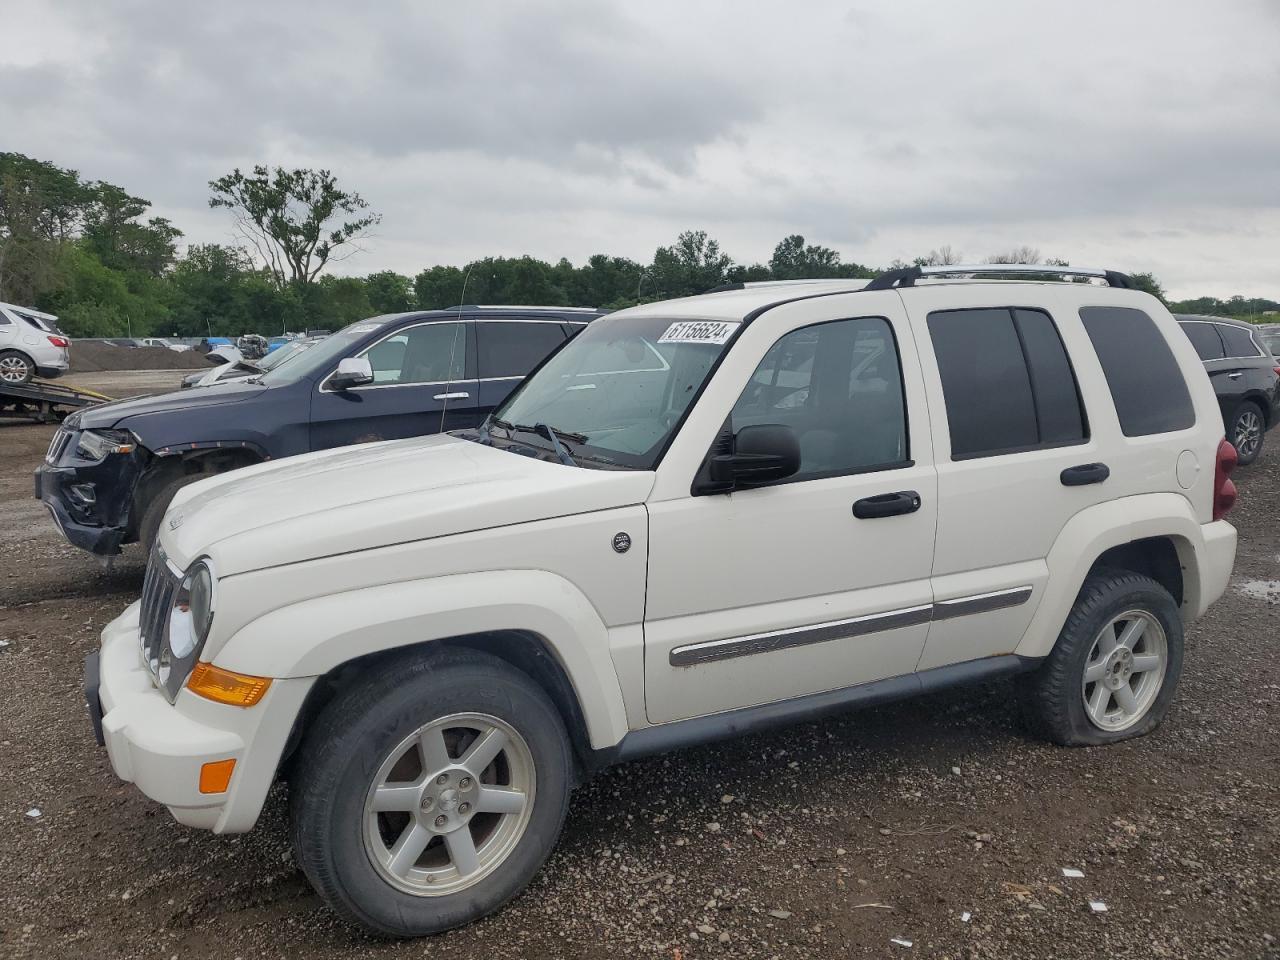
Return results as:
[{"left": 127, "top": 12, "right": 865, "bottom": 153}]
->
[{"left": 657, "top": 320, "right": 739, "bottom": 345}]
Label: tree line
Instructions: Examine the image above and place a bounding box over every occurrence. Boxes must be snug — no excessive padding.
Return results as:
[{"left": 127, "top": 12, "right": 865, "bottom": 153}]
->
[{"left": 0, "top": 152, "right": 1274, "bottom": 338}]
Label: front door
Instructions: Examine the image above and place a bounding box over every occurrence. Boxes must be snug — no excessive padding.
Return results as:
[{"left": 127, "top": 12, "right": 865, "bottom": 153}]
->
[
  {"left": 643, "top": 297, "right": 938, "bottom": 724},
  {"left": 309, "top": 319, "right": 478, "bottom": 451}
]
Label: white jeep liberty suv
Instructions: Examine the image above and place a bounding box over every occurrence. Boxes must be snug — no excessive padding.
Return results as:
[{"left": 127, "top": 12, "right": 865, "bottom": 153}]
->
[{"left": 86, "top": 265, "right": 1239, "bottom": 936}]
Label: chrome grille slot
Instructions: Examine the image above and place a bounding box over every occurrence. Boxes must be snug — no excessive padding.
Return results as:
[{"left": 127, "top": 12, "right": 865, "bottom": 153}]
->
[
  {"left": 46, "top": 429, "right": 70, "bottom": 464},
  {"left": 138, "top": 545, "right": 178, "bottom": 680}
]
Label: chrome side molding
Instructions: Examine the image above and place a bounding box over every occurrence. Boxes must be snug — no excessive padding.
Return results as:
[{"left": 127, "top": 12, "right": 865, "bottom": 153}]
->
[{"left": 669, "top": 586, "right": 1034, "bottom": 667}]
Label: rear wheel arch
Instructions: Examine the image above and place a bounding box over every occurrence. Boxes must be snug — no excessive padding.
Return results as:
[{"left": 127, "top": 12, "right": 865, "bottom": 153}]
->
[{"left": 1089, "top": 536, "right": 1186, "bottom": 609}]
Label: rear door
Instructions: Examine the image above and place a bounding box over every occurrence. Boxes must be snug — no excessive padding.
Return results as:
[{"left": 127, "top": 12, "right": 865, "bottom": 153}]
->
[
  {"left": 906, "top": 288, "right": 1104, "bottom": 670},
  {"left": 1178, "top": 319, "right": 1241, "bottom": 423},
  {"left": 474, "top": 319, "right": 572, "bottom": 418},
  {"left": 308, "top": 319, "right": 477, "bottom": 450}
]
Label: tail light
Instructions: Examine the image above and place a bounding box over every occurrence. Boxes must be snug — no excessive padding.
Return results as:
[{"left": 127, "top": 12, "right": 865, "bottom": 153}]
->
[
  {"left": 47, "top": 335, "right": 70, "bottom": 348},
  {"left": 1212, "top": 438, "right": 1238, "bottom": 521},
  {"left": 1272, "top": 366, "right": 1279, "bottom": 377}
]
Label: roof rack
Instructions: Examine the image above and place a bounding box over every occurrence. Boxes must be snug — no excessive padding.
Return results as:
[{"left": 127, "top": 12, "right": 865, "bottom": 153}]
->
[
  {"left": 444, "top": 304, "right": 601, "bottom": 312},
  {"left": 864, "top": 264, "right": 1135, "bottom": 290}
]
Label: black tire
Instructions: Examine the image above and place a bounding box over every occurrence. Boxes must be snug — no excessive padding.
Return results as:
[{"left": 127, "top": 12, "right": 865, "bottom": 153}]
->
[
  {"left": 1228, "top": 400, "right": 1265, "bottom": 466},
  {"left": 1021, "top": 569, "right": 1183, "bottom": 746},
  {"left": 290, "top": 649, "right": 573, "bottom": 938},
  {"left": 137, "top": 470, "right": 208, "bottom": 552},
  {"left": 0, "top": 349, "right": 34, "bottom": 385}
]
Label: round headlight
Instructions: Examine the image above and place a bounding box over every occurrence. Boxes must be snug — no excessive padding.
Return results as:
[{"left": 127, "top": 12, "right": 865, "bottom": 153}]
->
[{"left": 169, "top": 560, "right": 214, "bottom": 660}]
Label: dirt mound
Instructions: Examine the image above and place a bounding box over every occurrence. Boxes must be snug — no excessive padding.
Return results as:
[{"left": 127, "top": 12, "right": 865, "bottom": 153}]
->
[{"left": 69, "top": 341, "right": 214, "bottom": 373}]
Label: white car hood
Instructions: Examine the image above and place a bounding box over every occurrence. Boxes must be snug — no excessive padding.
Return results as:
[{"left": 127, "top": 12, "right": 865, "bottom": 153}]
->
[{"left": 162, "top": 434, "right": 655, "bottom": 575}]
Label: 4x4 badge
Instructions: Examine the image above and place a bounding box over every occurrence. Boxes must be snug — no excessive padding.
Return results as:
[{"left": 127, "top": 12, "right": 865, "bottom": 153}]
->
[{"left": 612, "top": 532, "right": 631, "bottom": 554}]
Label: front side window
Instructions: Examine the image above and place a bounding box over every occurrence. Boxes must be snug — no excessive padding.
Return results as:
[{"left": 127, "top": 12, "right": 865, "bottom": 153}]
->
[
  {"left": 929, "top": 307, "right": 1086, "bottom": 458},
  {"left": 490, "top": 315, "right": 737, "bottom": 469},
  {"left": 478, "top": 321, "right": 566, "bottom": 379},
  {"left": 1179, "top": 321, "right": 1225, "bottom": 360},
  {"left": 1217, "top": 323, "right": 1262, "bottom": 359},
  {"left": 1080, "top": 306, "right": 1195, "bottom": 437},
  {"left": 730, "top": 316, "right": 908, "bottom": 480},
  {"left": 362, "top": 322, "right": 466, "bottom": 385}
]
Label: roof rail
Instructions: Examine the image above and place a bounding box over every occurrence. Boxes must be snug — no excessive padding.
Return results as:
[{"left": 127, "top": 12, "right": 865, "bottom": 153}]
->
[
  {"left": 444, "top": 304, "right": 601, "bottom": 312},
  {"left": 865, "top": 264, "right": 1135, "bottom": 290}
]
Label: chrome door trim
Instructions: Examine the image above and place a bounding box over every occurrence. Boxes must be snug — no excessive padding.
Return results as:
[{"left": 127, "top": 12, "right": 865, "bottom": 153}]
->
[{"left": 668, "top": 586, "right": 1034, "bottom": 667}]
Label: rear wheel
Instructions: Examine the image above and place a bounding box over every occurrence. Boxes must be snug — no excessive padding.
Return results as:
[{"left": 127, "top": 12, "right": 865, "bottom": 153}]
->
[
  {"left": 291, "top": 649, "right": 573, "bottom": 937},
  {"left": 0, "top": 350, "right": 33, "bottom": 384},
  {"left": 1229, "top": 400, "right": 1265, "bottom": 466},
  {"left": 1021, "top": 570, "right": 1183, "bottom": 746}
]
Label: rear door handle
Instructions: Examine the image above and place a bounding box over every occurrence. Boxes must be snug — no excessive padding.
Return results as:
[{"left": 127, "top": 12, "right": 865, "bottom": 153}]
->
[
  {"left": 433, "top": 392, "right": 470, "bottom": 400},
  {"left": 1060, "top": 462, "right": 1110, "bottom": 486},
  {"left": 853, "top": 490, "right": 921, "bottom": 519},
  {"left": 1227, "top": 372, "right": 1243, "bottom": 379}
]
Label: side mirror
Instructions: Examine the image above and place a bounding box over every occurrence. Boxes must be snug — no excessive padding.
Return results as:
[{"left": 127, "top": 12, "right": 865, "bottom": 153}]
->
[
  {"left": 702, "top": 423, "right": 801, "bottom": 492},
  {"left": 330, "top": 356, "right": 374, "bottom": 391}
]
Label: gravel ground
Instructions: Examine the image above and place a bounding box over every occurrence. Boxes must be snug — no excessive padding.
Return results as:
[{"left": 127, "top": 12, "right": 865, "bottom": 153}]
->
[{"left": 1, "top": 399, "right": 1277, "bottom": 959}]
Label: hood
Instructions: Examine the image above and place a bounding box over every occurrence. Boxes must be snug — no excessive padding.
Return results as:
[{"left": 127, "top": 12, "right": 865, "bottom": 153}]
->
[
  {"left": 161, "top": 434, "right": 656, "bottom": 575},
  {"left": 72, "top": 379, "right": 264, "bottom": 431}
]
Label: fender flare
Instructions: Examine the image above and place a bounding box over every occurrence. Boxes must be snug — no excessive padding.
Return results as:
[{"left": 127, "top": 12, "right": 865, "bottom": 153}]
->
[
  {"left": 213, "top": 569, "right": 631, "bottom": 750},
  {"left": 150, "top": 439, "right": 271, "bottom": 460},
  {"left": 1015, "top": 493, "right": 1216, "bottom": 660}
]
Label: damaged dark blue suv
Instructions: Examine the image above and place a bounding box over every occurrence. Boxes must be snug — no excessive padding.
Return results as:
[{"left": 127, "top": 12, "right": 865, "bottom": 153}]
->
[{"left": 36, "top": 306, "right": 602, "bottom": 555}]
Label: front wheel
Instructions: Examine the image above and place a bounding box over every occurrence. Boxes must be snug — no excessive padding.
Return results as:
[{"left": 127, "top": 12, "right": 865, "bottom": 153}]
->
[
  {"left": 1021, "top": 570, "right": 1183, "bottom": 746},
  {"left": 290, "top": 649, "right": 573, "bottom": 937},
  {"left": 1228, "top": 400, "right": 1265, "bottom": 466},
  {"left": 0, "top": 350, "right": 34, "bottom": 384}
]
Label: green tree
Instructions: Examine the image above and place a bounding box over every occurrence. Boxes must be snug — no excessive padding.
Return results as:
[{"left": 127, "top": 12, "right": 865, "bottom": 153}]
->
[
  {"left": 1127, "top": 271, "right": 1167, "bottom": 303},
  {"left": 0, "top": 153, "right": 92, "bottom": 303},
  {"left": 650, "top": 229, "right": 733, "bottom": 298},
  {"left": 364, "top": 270, "right": 415, "bottom": 313},
  {"left": 208, "top": 165, "right": 381, "bottom": 289},
  {"left": 82, "top": 181, "right": 182, "bottom": 277}
]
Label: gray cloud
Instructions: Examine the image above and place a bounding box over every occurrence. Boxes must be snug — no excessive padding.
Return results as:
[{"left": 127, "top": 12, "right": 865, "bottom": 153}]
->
[{"left": 1, "top": 0, "right": 1277, "bottom": 298}]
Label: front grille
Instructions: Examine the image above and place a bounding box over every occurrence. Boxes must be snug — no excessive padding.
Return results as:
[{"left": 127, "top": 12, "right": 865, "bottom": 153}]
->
[
  {"left": 46, "top": 429, "right": 70, "bottom": 464},
  {"left": 139, "top": 544, "right": 179, "bottom": 685}
]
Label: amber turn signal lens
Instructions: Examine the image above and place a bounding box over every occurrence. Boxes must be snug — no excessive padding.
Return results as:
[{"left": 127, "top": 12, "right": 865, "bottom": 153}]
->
[
  {"left": 186, "top": 662, "right": 272, "bottom": 707},
  {"left": 199, "top": 758, "right": 237, "bottom": 794}
]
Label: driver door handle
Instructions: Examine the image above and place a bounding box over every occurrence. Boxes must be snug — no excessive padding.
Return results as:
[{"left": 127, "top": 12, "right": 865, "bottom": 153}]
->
[
  {"left": 852, "top": 490, "right": 921, "bottom": 519},
  {"left": 433, "top": 392, "right": 470, "bottom": 400}
]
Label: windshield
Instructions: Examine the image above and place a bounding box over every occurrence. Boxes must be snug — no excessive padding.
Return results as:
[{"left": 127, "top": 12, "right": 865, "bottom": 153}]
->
[
  {"left": 487, "top": 314, "right": 739, "bottom": 469},
  {"left": 257, "top": 337, "right": 317, "bottom": 371},
  {"left": 259, "top": 320, "right": 389, "bottom": 386}
]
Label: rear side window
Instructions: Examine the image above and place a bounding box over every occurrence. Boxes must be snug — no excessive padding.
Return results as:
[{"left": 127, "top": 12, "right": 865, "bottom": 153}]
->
[
  {"left": 1079, "top": 307, "right": 1195, "bottom": 437},
  {"left": 1217, "top": 323, "right": 1261, "bottom": 358},
  {"left": 928, "top": 307, "right": 1086, "bottom": 459},
  {"left": 1179, "top": 321, "right": 1225, "bottom": 360},
  {"left": 478, "top": 321, "right": 566, "bottom": 379}
]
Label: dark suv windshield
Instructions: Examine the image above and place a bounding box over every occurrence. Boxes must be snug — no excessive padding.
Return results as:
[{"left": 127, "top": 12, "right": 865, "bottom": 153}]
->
[
  {"left": 487, "top": 314, "right": 739, "bottom": 469},
  {"left": 258, "top": 317, "right": 393, "bottom": 386}
]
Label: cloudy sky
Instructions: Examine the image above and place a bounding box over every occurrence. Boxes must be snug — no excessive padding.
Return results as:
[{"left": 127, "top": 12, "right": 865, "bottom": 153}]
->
[{"left": 3, "top": 1, "right": 1278, "bottom": 299}]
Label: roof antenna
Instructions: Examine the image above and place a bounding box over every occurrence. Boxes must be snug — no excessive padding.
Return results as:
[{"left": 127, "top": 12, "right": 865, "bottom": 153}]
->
[{"left": 438, "top": 261, "right": 475, "bottom": 433}]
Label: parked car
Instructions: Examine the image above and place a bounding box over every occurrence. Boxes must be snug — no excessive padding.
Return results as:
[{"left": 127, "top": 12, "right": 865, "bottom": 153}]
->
[
  {"left": 1175, "top": 314, "right": 1280, "bottom": 465},
  {"left": 138, "top": 337, "right": 192, "bottom": 352},
  {"left": 82, "top": 266, "right": 1238, "bottom": 936},
  {"left": 0, "top": 302, "right": 70, "bottom": 383},
  {"left": 181, "top": 335, "right": 324, "bottom": 388},
  {"left": 37, "top": 306, "right": 604, "bottom": 554}
]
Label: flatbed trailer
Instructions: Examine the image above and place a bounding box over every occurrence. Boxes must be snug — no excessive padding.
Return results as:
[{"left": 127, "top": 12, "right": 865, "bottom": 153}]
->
[{"left": 0, "top": 379, "right": 112, "bottom": 423}]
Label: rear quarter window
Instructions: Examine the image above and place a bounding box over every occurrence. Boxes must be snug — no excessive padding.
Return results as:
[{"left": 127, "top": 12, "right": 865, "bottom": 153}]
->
[
  {"left": 1079, "top": 306, "right": 1195, "bottom": 437},
  {"left": 1217, "top": 323, "right": 1262, "bottom": 358}
]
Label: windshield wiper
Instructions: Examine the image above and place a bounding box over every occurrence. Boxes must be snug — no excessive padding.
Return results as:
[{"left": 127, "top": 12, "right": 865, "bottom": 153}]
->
[{"left": 513, "top": 422, "right": 585, "bottom": 466}]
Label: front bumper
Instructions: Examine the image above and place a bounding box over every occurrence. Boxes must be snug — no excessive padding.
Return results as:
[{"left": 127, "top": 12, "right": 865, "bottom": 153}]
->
[
  {"left": 37, "top": 469, "right": 127, "bottom": 553},
  {"left": 86, "top": 602, "right": 314, "bottom": 832}
]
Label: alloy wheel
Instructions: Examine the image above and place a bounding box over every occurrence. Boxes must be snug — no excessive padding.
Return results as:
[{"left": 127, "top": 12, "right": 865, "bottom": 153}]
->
[
  {"left": 0, "top": 355, "right": 30, "bottom": 383},
  {"left": 1234, "top": 410, "right": 1262, "bottom": 461},
  {"left": 363, "top": 712, "right": 536, "bottom": 896},
  {"left": 1081, "top": 610, "right": 1168, "bottom": 732}
]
